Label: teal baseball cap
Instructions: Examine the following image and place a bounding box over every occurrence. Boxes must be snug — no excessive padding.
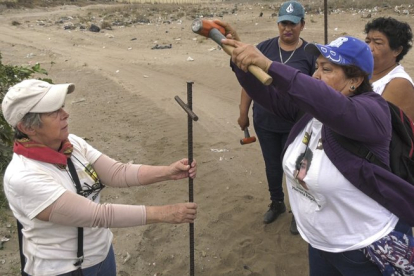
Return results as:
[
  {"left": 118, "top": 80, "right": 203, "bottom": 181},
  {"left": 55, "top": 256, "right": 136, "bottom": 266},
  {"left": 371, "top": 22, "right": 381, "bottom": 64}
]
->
[{"left": 278, "top": 1, "right": 305, "bottom": 24}]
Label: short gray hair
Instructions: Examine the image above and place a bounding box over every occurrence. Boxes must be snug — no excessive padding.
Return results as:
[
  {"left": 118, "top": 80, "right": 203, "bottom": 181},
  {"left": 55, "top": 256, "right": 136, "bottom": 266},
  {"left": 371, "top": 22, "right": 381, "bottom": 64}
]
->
[{"left": 14, "top": 113, "right": 43, "bottom": 139}]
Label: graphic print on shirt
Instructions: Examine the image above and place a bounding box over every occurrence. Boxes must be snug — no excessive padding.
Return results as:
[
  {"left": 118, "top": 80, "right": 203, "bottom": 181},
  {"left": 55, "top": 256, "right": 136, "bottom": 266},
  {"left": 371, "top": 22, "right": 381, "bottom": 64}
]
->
[
  {"left": 293, "top": 131, "right": 313, "bottom": 190},
  {"left": 294, "top": 147, "right": 313, "bottom": 190},
  {"left": 290, "top": 126, "right": 324, "bottom": 209}
]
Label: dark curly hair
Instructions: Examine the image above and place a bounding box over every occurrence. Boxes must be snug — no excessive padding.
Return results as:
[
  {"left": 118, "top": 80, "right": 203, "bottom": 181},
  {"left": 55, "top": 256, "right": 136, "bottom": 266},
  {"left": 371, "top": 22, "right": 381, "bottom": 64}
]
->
[
  {"left": 342, "top": 65, "right": 372, "bottom": 95},
  {"left": 364, "top": 17, "right": 413, "bottom": 62}
]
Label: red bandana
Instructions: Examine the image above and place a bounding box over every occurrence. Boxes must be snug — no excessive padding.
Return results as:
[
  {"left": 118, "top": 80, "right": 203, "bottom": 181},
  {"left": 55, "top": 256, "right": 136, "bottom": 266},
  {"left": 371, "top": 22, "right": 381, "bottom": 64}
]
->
[{"left": 13, "top": 138, "right": 73, "bottom": 168}]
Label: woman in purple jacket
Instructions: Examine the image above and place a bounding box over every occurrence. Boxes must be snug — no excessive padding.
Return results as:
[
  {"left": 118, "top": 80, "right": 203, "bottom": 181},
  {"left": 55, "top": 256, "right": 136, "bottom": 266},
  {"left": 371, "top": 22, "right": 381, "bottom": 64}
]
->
[{"left": 215, "top": 20, "right": 414, "bottom": 276}]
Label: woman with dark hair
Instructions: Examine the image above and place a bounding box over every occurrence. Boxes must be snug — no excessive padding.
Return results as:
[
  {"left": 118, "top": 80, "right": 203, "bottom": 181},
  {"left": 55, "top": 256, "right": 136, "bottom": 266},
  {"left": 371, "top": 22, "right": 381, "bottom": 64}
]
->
[
  {"left": 237, "top": 0, "right": 315, "bottom": 233},
  {"left": 364, "top": 17, "right": 414, "bottom": 120},
  {"left": 214, "top": 19, "right": 414, "bottom": 275}
]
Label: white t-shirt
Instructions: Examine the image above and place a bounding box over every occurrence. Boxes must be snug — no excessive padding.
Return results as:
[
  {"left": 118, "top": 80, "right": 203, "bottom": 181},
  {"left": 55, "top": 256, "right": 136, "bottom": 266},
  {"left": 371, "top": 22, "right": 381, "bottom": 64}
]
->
[
  {"left": 3, "top": 134, "right": 113, "bottom": 276},
  {"left": 372, "top": 64, "right": 414, "bottom": 96},
  {"left": 283, "top": 119, "right": 398, "bottom": 252}
]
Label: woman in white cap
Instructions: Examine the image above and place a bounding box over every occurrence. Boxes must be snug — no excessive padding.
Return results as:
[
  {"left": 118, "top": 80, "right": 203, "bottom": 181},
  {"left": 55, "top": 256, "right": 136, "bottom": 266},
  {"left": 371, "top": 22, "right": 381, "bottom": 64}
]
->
[
  {"left": 2, "top": 79, "right": 197, "bottom": 276},
  {"left": 215, "top": 20, "right": 414, "bottom": 275},
  {"left": 236, "top": 0, "right": 315, "bottom": 234}
]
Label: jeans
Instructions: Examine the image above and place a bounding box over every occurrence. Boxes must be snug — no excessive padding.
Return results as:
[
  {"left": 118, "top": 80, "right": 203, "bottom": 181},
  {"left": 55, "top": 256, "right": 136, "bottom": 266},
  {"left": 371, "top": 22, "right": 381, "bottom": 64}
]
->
[
  {"left": 308, "top": 219, "right": 413, "bottom": 276},
  {"left": 394, "top": 219, "right": 413, "bottom": 236},
  {"left": 58, "top": 245, "right": 116, "bottom": 276},
  {"left": 308, "top": 244, "right": 381, "bottom": 276},
  {"left": 253, "top": 122, "right": 289, "bottom": 202}
]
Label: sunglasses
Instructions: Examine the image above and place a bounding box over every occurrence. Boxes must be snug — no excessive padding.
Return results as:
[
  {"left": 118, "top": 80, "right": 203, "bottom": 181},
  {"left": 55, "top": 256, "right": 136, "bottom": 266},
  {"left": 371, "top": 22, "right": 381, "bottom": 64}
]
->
[{"left": 71, "top": 156, "right": 105, "bottom": 200}]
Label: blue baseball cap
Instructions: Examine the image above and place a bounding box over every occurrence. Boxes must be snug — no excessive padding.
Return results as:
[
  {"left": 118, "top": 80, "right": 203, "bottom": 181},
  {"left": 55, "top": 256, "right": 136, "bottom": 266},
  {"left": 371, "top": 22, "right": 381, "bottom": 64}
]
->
[
  {"left": 305, "top": 36, "right": 374, "bottom": 79},
  {"left": 278, "top": 1, "right": 305, "bottom": 24}
]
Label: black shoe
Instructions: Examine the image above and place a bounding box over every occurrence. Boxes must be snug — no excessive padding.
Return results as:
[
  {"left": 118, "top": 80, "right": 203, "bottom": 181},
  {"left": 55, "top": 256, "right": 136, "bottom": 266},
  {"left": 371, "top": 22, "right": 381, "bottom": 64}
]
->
[
  {"left": 290, "top": 215, "right": 299, "bottom": 235},
  {"left": 263, "top": 201, "right": 286, "bottom": 224}
]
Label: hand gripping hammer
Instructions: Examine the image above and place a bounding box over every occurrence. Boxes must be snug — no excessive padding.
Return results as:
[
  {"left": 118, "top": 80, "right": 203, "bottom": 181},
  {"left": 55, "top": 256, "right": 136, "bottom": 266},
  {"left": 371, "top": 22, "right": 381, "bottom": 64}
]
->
[{"left": 191, "top": 19, "right": 273, "bottom": 86}]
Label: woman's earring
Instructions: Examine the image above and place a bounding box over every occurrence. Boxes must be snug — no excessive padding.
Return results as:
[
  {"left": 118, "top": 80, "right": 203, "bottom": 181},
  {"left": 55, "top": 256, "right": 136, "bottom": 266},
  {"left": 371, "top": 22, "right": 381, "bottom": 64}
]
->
[{"left": 350, "top": 85, "right": 355, "bottom": 90}]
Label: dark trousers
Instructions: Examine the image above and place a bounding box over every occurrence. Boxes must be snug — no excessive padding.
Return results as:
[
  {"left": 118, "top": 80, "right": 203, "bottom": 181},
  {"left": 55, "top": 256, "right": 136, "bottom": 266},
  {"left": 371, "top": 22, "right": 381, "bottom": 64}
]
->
[
  {"left": 308, "top": 244, "right": 382, "bottom": 276},
  {"left": 57, "top": 245, "right": 116, "bottom": 276},
  {"left": 394, "top": 219, "right": 413, "bottom": 235},
  {"left": 253, "top": 122, "right": 289, "bottom": 202},
  {"left": 308, "top": 220, "right": 412, "bottom": 276}
]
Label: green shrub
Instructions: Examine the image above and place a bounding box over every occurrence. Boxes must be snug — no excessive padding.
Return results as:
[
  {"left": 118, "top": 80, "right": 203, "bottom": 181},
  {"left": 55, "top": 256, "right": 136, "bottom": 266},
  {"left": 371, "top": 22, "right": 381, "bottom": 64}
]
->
[{"left": 0, "top": 52, "right": 51, "bottom": 210}]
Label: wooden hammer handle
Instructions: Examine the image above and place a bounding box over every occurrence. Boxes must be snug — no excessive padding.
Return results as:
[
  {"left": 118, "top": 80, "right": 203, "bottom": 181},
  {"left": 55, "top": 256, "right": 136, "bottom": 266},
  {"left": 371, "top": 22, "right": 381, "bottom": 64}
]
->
[{"left": 218, "top": 37, "right": 273, "bottom": 86}]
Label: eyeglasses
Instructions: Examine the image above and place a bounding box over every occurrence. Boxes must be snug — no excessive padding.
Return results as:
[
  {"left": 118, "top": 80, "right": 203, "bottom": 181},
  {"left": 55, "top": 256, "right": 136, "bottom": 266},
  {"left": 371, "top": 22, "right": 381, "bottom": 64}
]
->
[
  {"left": 79, "top": 181, "right": 105, "bottom": 201},
  {"left": 43, "top": 106, "right": 65, "bottom": 119},
  {"left": 70, "top": 156, "right": 105, "bottom": 201}
]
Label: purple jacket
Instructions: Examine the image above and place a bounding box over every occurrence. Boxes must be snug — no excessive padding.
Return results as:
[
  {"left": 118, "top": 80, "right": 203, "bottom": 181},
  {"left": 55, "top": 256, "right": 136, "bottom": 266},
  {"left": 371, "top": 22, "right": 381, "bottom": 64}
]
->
[{"left": 233, "top": 61, "right": 414, "bottom": 225}]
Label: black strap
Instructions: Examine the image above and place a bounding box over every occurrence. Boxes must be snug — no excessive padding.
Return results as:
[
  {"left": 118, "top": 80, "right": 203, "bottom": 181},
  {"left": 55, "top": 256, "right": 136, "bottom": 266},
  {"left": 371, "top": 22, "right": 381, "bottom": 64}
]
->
[
  {"left": 67, "top": 158, "right": 84, "bottom": 267},
  {"left": 17, "top": 220, "right": 29, "bottom": 276},
  {"left": 331, "top": 131, "right": 389, "bottom": 170},
  {"left": 16, "top": 159, "right": 84, "bottom": 274}
]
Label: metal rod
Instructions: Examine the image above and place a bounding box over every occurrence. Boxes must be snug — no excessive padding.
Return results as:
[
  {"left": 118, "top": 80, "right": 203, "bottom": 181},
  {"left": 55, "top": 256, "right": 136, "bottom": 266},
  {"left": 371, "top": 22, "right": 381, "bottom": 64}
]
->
[
  {"left": 187, "top": 81, "right": 195, "bottom": 276},
  {"left": 174, "top": 81, "right": 198, "bottom": 276},
  {"left": 324, "top": 0, "right": 328, "bottom": 44},
  {"left": 174, "top": 96, "right": 199, "bottom": 121}
]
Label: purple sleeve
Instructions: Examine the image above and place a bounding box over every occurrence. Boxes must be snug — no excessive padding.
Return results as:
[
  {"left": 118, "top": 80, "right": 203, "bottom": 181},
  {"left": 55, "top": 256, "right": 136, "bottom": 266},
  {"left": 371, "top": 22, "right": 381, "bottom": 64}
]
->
[{"left": 233, "top": 61, "right": 391, "bottom": 144}]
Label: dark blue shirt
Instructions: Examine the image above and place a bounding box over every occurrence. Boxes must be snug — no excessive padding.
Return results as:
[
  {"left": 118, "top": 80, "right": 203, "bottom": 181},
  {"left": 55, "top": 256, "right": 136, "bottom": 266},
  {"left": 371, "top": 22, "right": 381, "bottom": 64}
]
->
[{"left": 253, "top": 37, "right": 316, "bottom": 132}]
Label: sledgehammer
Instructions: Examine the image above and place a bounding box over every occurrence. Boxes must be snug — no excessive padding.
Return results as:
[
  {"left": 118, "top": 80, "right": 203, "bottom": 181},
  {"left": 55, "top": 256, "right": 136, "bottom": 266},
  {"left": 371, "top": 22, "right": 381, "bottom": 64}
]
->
[
  {"left": 191, "top": 19, "right": 273, "bottom": 86},
  {"left": 240, "top": 128, "right": 256, "bottom": 145}
]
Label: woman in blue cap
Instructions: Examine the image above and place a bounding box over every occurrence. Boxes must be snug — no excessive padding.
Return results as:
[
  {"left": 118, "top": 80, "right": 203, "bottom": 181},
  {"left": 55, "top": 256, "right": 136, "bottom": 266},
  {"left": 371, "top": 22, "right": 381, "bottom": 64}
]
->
[{"left": 215, "top": 19, "right": 414, "bottom": 276}]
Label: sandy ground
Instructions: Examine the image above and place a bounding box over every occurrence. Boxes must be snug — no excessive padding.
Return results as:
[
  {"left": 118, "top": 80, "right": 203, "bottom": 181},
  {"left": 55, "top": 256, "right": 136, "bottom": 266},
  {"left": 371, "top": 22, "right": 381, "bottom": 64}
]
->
[{"left": 0, "top": 2, "right": 413, "bottom": 276}]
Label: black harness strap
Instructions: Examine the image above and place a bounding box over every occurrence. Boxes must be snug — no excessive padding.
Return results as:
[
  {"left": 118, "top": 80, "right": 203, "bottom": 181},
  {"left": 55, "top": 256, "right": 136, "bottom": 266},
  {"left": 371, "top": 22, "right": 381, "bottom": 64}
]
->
[
  {"left": 66, "top": 158, "right": 84, "bottom": 267},
  {"left": 16, "top": 158, "right": 84, "bottom": 275},
  {"left": 17, "top": 219, "right": 28, "bottom": 276},
  {"left": 330, "top": 131, "right": 389, "bottom": 170}
]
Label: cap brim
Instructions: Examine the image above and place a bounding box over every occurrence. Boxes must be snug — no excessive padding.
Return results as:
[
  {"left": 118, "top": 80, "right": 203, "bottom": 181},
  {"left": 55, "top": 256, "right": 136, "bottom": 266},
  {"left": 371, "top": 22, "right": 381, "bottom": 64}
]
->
[
  {"left": 304, "top": 43, "right": 323, "bottom": 57},
  {"left": 277, "top": 15, "right": 301, "bottom": 24},
  {"left": 30, "top": 83, "right": 75, "bottom": 113},
  {"left": 305, "top": 43, "right": 349, "bottom": 67}
]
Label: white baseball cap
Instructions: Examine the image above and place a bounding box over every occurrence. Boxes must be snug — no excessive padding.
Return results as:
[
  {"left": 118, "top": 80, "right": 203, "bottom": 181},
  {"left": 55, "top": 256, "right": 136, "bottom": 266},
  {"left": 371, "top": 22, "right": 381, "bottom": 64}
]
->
[{"left": 1, "top": 79, "right": 75, "bottom": 127}]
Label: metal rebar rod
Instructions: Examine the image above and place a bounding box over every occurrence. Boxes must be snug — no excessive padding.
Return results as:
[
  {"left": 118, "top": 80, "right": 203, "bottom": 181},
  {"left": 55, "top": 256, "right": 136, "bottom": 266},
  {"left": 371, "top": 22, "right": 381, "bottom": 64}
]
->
[
  {"left": 324, "top": 0, "right": 328, "bottom": 44},
  {"left": 174, "top": 81, "right": 198, "bottom": 276},
  {"left": 174, "top": 96, "right": 199, "bottom": 121},
  {"left": 187, "top": 81, "right": 195, "bottom": 276}
]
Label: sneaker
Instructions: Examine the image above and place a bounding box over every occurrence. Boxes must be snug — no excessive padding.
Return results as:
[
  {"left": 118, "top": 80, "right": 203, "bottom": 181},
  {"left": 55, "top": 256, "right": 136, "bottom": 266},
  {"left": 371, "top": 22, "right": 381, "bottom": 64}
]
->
[
  {"left": 263, "top": 201, "right": 286, "bottom": 224},
  {"left": 290, "top": 215, "right": 299, "bottom": 235}
]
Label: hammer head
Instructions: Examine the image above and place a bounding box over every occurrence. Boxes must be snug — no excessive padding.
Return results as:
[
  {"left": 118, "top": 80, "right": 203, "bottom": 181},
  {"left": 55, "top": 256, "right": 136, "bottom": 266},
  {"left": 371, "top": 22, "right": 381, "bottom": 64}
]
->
[
  {"left": 240, "top": 128, "right": 257, "bottom": 145},
  {"left": 191, "top": 19, "right": 225, "bottom": 38},
  {"left": 240, "top": 136, "right": 256, "bottom": 145}
]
